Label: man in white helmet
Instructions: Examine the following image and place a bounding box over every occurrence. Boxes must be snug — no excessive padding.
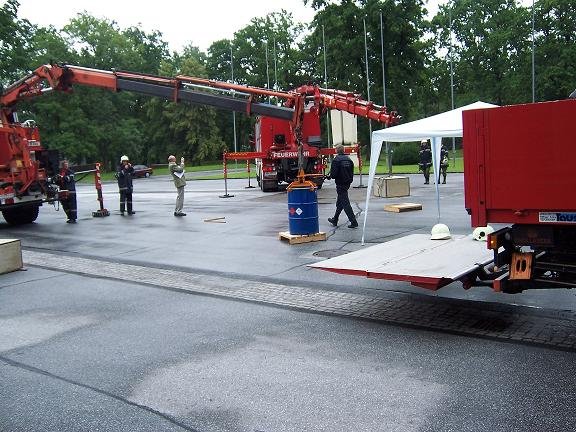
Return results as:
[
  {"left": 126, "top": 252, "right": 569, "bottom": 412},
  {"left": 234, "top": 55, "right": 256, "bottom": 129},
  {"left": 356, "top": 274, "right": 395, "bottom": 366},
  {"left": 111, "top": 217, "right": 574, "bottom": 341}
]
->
[
  {"left": 168, "top": 155, "right": 186, "bottom": 216},
  {"left": 116, "top": 155, "right": 135, "bottom": 215}
]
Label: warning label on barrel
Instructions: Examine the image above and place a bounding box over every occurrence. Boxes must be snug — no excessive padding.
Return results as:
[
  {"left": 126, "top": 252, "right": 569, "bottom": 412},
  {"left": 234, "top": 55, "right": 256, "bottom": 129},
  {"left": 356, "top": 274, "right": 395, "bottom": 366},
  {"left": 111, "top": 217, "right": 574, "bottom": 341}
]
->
[{"left": 296, "top": 208, "right": 303, "bottom": 215}]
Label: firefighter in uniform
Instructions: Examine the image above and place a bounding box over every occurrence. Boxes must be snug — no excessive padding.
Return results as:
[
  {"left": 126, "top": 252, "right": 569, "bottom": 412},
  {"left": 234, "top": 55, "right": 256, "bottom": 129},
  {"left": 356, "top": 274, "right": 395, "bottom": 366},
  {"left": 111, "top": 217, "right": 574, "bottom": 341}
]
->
[
  {"left": 418, "top": 140, "right": 432, "bottom": 184},
  {"left": 439, "top": 144, "right": 449, "bottom": 184},
  {"left": 55, "top": 159, "right": 77, "bottom": 223},
  {"left": 327, "top": 144, "right": 358, "bottom": 229},
  {"left": 116, "top": 155, "right": 135, "bottom": 215}
]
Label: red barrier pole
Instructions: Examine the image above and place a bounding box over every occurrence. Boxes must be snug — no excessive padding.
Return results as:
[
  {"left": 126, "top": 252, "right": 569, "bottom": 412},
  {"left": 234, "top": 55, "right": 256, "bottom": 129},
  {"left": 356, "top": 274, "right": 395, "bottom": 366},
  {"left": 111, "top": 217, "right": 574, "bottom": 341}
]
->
[
  {"left": 92, "top": 162, "right": 110, "bottom": 217},
  {"left": 353, "top": 143, "right": 367, "bottom": 189},
  {"left": 219, "top": 152, "right": 234, "bottom": 198},
  {"left": 245, "top": 159, "right": 255, "bottom": 189}
]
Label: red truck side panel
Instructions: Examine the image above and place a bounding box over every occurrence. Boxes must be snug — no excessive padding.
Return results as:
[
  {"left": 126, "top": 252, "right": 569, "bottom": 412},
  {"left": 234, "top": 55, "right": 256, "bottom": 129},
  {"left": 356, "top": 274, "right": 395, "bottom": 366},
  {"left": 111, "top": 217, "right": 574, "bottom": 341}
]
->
[{"left": 464, "top": 99, "right": 576, "bottom": 227}]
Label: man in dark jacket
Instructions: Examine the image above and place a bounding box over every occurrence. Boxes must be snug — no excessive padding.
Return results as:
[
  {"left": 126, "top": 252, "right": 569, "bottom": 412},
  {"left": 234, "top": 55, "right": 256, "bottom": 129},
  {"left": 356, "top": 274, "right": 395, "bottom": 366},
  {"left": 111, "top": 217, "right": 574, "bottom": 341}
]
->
[
  {"left": 418, "top": 140, "right": 432, "bottom": 184},
  {"left": 116, "top": 155, "right": 135, "bottom": 215},
  {"left": 327, "top": 144, "right": 358, "bottom": 228},
  {"left": 55, "top": 159, "right": 77, "bottom": 223}
]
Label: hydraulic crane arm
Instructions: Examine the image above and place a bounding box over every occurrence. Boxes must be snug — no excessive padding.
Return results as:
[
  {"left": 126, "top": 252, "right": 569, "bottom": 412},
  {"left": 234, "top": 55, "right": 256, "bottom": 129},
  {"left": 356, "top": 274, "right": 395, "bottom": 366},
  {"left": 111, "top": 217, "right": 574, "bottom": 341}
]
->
[
  {"left": 1, "top": 64, "right": 398, "bottom": 130},
  {"left": 1, "top": 64, "right": 299, "bottom": 123},
  {"left": 293, "top": 85, "right": 399, "bottom": 127}
]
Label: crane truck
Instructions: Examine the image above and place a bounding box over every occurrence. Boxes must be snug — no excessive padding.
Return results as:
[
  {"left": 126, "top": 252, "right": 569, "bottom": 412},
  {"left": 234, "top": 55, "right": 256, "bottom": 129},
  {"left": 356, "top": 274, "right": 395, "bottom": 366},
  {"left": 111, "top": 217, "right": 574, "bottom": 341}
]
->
[
  {"left": 0, "top": 64, "right": 398, "bottom": 225},
  {"left": 311, "top": 97, "right": 576, "bottom": 293}
]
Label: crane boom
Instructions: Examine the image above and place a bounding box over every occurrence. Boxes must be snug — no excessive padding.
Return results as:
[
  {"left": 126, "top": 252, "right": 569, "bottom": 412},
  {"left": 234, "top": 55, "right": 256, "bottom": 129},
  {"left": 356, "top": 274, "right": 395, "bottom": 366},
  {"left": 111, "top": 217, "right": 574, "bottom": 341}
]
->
[{"left": 1, "top": 64, "right": 399, "bottom": 127}]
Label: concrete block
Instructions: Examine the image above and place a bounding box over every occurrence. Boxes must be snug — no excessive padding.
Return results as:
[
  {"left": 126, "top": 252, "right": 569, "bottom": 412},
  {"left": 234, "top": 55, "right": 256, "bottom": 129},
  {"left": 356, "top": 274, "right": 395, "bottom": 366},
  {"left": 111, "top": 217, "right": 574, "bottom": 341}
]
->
[
  {"left": 373, "top": 176, "right": 410, "bottom": 198},
  {"left": 0, "top": 239, "right": 23, "bottom": 274}
]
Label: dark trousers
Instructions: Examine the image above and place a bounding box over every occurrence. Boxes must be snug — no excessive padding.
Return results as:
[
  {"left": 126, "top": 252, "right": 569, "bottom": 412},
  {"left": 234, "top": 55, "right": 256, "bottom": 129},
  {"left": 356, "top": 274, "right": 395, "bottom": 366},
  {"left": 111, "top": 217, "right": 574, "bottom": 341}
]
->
[
  {"left": 61, "top": 192, "right": 77, "bottom": 221},
  {"left": 120, "top": 189, "right": 133, "bottom": 213},
  {"left": 333, "top": 185, "right": 356, "bottom": 223},
  {"left": 438, "top": 165, "right": 448, "bottom": 183},
  {"left": 420, "top": 164, "right": 431, "bottom": 184}
]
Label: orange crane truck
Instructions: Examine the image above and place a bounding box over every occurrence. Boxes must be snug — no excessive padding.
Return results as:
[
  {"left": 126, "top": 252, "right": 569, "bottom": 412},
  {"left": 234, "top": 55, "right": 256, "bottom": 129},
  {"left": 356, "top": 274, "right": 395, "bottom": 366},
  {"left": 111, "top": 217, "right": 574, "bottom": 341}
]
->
[{"left": 1, "top": 64, "right": 398, "bottom": 224}]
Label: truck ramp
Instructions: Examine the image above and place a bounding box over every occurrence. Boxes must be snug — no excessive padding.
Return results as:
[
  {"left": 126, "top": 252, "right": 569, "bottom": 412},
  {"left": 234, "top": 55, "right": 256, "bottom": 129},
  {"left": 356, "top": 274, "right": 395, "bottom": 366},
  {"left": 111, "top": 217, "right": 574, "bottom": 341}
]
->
[{"left": 310, "top": 234, "right": 494, "bottom": 290}]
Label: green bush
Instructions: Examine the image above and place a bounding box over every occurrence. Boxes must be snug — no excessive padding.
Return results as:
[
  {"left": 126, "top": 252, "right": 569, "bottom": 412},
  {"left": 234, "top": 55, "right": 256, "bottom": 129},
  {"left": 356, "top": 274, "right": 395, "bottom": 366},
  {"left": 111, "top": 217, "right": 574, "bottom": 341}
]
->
[{"left": 391, "top": 142, "right": 419, "bottom": 165}]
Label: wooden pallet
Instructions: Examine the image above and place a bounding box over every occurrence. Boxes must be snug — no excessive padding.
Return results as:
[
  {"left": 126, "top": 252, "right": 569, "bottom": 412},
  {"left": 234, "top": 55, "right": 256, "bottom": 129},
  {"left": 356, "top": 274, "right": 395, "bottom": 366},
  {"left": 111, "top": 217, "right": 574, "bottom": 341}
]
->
[
  {"left": 384, "top": 203, "right": 423, "bottom": 213},
  {"left": 279, "top": 231, "right": 327, "bottom": 245}
]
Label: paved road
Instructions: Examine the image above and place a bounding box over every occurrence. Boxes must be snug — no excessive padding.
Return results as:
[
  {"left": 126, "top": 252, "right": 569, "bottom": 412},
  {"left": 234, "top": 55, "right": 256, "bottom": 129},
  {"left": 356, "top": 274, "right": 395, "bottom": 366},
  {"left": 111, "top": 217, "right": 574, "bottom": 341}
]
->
[{"left": 1, "top": 174, "right": 576, "bottom": 431}]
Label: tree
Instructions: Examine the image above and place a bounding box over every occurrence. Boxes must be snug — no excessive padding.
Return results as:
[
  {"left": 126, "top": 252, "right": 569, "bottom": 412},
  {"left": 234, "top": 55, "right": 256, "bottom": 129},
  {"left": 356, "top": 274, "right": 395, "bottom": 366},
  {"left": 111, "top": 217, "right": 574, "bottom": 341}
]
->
[
  {"left": 431, "top": 0, "right": 531, "bottom": 106},
  {"left": 533, "top": 0, "right": 576, "bottom": 101},
  {"left": 0, "top": 0, "right": 35, "bottom": 85},
  {"left": 143, "top": 49, "right": 225, "bottom": 164},
  {"left": 301, "top": 0, "right": 429, "bottom": 147}
]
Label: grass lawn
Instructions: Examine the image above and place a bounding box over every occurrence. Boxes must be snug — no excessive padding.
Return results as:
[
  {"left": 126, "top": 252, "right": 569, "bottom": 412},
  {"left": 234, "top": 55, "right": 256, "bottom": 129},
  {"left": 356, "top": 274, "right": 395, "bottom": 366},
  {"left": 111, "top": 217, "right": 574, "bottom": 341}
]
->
[{"left": 79, "top": 156, "right": 464, "bottom": 182}]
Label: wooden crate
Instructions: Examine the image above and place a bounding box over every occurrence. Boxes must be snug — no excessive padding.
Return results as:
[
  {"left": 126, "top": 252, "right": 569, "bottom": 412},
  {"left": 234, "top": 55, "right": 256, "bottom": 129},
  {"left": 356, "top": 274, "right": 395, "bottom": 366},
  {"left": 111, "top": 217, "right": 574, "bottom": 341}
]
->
[
  {"left": 279, "top": 231, "right": 327, "bottom": 245},
  {"left": 373, "top": 176, "right": 410, "bottom": 198},
  {"left": 384, "top": 203, "right": 423, "bottom": 213},
  {"left": 0, "top": 239, "right": 23, "bottom": 274}
]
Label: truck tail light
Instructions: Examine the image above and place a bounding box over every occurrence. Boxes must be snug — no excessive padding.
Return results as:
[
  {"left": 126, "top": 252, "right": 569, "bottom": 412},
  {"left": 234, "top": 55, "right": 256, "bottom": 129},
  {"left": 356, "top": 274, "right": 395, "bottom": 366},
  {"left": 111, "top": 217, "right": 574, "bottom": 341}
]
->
[
  {"left": 262, "top": 166, "right": 275, "bottom": 173},
  {"left": 487, "top": 233, "right": 498, "bottom": 250}
]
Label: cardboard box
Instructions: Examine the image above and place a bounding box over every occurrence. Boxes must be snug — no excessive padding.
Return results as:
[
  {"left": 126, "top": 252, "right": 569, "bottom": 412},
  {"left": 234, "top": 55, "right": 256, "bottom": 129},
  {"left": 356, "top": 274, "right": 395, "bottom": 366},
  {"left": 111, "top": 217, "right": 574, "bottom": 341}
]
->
[
  {"left": 373, "top": 176, "right": 410, "bottom": 198},
  {"left": 0, "top": 239, "right": 23, "bottom": 274}
]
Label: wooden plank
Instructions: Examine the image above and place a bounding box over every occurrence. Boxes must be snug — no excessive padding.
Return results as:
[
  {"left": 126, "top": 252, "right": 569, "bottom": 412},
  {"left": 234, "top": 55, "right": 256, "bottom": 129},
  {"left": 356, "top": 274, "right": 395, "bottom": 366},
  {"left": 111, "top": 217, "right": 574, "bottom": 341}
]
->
[
  {"left": 204, "top": 216, "right": 226, "bottom": 223},
  {"left": 0, "top": 239, "right": 23, "bottom": 274},
  {"left": 279, "top": 231, "right": 327, "bottom": 245},
  {"left": 384, "top": 203, "right": 422, "bottom": 213}
]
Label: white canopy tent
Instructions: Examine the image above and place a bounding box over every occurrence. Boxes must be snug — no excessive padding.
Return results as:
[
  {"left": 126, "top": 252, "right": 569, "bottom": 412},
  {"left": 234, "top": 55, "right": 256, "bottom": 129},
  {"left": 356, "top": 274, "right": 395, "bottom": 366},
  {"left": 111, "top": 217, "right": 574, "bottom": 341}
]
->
[{"left": 361, "top": 101, "right": 499, "bottom": 244}]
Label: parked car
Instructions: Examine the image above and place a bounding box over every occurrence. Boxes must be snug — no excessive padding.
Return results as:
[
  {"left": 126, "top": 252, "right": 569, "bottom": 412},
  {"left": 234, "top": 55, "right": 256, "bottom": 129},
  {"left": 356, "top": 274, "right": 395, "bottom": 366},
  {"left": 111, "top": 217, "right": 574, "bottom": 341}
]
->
[{"left": 133, "top": 164, "right": 153, "bottom": 178}]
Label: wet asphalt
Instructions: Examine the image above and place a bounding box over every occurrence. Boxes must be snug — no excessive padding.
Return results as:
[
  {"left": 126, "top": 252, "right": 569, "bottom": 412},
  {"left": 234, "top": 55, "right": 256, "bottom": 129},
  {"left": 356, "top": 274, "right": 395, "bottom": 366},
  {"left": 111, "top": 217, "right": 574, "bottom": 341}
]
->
[{"left": 1, "top": 173, "right": 575, "bottom": 431}]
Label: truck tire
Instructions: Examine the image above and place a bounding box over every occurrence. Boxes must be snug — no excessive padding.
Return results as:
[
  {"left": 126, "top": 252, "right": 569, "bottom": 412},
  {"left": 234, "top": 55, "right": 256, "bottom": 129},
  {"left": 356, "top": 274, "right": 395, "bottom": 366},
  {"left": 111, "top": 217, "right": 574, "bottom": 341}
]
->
[
  {"left": 261, "top": 180, "right": 278, "bottom": 192},
  {"left": 2, "top": 205, "right": 40, "bottom": 225}
]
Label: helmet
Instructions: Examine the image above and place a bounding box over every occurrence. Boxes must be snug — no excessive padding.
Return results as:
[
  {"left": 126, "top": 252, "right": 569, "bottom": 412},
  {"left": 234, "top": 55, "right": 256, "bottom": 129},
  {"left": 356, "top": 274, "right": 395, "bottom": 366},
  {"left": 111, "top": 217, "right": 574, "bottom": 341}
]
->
[
  {"left": 120, "top": 155, "right": 129, "bottom": 162},
  {"left": 472, "top": 225, "right": 494, "bottom": 241},
  {"left": 168, "top": 155, "right": 176, "bottom": 162},
  {"left": 430, "top": 223, "right": 451, "bottom": 240}
]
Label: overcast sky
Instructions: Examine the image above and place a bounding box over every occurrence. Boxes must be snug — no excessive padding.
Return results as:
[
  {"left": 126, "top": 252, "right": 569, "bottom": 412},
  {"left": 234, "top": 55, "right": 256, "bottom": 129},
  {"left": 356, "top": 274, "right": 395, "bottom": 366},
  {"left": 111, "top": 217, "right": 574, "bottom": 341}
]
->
[{"left": 14, "top": 0, "right": 448, "bottom": 53}]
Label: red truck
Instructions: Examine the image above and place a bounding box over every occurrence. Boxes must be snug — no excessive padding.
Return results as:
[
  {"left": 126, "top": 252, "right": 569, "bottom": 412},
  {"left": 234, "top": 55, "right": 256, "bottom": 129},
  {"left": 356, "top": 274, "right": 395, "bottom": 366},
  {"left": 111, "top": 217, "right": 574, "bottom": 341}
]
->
[
  {"left": 312, "top": 97, "right": 576, "bottom": 293},
  {"left": 463, "top": 98, "right": 576, "bottom": 292}
]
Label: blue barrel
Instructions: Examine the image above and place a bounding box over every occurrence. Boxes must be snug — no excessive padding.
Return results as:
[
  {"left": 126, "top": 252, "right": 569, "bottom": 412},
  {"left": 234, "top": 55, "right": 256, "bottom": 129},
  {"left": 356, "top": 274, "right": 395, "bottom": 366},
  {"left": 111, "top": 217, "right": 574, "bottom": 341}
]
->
[{"left": 288, "top": 187, "right": 319, "bottom": 235}]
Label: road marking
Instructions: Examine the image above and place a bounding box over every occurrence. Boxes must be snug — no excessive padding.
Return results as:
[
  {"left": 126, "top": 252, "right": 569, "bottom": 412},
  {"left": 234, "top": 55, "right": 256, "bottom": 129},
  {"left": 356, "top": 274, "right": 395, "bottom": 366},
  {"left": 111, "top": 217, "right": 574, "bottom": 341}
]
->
[{"left": 22, "top": 250, "right": 576, "bottom": 351}]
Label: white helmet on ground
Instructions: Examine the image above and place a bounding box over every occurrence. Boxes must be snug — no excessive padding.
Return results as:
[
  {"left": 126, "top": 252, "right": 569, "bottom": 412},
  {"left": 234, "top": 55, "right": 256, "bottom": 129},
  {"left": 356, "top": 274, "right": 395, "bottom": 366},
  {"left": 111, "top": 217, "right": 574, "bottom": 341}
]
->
[
  {"left": 430, "top": 223, "right": 451, "bottom": 240},
  {"left": 120, "top": 155, "right": 129, "bottom": 162},
  {"left": 472, "top": 225, "right": 494, "bottom": 241}
]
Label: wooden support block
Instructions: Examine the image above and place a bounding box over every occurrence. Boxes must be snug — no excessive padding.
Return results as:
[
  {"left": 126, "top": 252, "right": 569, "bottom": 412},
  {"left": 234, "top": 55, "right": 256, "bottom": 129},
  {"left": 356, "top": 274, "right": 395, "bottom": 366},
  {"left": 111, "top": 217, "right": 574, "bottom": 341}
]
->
[
  {"left": 384, "top": 203, "right": 423, "bottom": 213},
  {"left": 0, "top": 239, "right": 23, "bottom": 274},
  {"left": 279, "top": 231, "right": 327, "bottom": 245}
]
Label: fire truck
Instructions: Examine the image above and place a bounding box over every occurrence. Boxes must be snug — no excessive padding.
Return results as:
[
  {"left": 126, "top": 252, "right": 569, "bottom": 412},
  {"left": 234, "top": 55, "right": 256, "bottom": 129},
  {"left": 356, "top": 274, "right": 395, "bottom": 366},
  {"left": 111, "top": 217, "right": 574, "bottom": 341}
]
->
[
  {"left": 311, "top": 97, "right": 576, "bottom": 293},
  {"left": 235, "top": 85, "right": 399, "bottom": 192},
  {"left": 0, "top": 64, "right": 398, "bottom": 224}
]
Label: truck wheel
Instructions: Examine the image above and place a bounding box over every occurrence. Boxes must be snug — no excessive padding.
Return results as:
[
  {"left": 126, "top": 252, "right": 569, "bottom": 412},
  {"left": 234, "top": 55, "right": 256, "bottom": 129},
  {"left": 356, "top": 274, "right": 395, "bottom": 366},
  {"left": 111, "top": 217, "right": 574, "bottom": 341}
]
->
[
  {"left": 2, "top": 205, "right": 40, "bottom": 225},
  {"left": 261, "top": 180, "right": 278, "bottom": 192}
]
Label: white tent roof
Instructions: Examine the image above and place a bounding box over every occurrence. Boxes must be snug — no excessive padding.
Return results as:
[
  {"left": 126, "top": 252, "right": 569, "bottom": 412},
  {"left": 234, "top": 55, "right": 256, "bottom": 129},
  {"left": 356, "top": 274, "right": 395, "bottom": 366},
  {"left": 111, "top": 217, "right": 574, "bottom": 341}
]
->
[
  {"left": 361, "top": 101, "right": 499, "bottom": 244},
  {"left": 372, "top": 101, "right": 498, "bottom": 144}
]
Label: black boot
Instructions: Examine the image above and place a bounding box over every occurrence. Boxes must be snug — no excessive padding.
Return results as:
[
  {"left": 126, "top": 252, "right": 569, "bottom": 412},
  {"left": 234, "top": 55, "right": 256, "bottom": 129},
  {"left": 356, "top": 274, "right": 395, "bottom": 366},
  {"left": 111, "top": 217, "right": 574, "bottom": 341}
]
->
[{"left": 328, "top": 217, "right": 338, "bottom": 227}]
